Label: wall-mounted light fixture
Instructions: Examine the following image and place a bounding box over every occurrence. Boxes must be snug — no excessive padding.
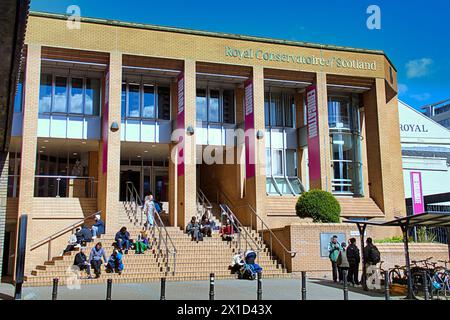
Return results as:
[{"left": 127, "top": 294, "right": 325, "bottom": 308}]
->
[
  {"left": 256, "top": 130, "right": 264, "bottom": 140},
  {"left": 186, "top": 126, "right": 195, "bottom": 136},
  {"left": 110, "top": 121, "right": 119, "bottom": 132}
]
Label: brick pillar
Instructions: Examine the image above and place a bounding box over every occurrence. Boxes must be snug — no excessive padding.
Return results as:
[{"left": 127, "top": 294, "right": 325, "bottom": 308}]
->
[
  {"left": 17, "top": 44, "right": 41, "bottom": 217},
  {"left": 364, "top": 78, "right": 404, "bottom": 238},
  {"left": 102, "top": 51, "right": 122, "bottom": 232},
  {"left": 244, "top": 66, "right": 266, "bottom": 228},
  {"left": 0, "top": 152, "right": 9, "bottom": 277},
  {"left": 312, "top": 72, "right": 332, "bottom": 192},
  {"left": 176, "top": 59, "right": 197, "bottom": 229}
]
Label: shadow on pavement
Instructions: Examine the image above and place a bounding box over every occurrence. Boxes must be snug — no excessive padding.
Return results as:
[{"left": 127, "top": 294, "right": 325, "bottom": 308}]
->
[{"left": 309, "top": 278, "right": 385, "bottom": 298}]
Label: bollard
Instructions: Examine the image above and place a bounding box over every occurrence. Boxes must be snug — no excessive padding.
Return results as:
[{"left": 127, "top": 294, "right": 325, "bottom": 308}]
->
[
  {"left": 343, "top": 270, "right": 349, "bottom": 300},
  {"left": 301, "top": 271, "right": 307, "bottom": 300},
  {"left": 423, "top": 271, "right": 430, "bottom": 300},
  {"left": 106, "top": 279, "right": 112, "bottom": 300},
  {"left": 257, "top": 272, "right": 262, "bottom": 300},
  {"left": 52, "top": 278, "right": 59, "bottom": 301},
  {"left": 209, "top": 273, "right": 215, "bottom": 300},
  {"left": 384, "top": 271, "right": 390, "bottom": 301},
  {"left": 160, "top": 277, "right": 166, "bottom": 301}
]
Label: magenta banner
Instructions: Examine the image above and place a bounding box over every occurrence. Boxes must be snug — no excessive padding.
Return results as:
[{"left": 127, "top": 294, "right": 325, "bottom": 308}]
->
[
  {"left": 177, "top": 73, "right": 185, "bottom": 177},
  {"left": 102, "top": 69, "right": 110, "bottom": 174},
  {"left": 410, "top": 171, "right": 425, "bottom": 215},
  {"left": 244, "top": 79, "right": 255, "bottom": 179},
  {"left": 306, "top": 85, "right": 321, "bottom": 184}
]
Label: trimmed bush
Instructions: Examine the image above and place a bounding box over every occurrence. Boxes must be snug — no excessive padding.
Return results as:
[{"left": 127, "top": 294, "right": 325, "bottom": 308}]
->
[{"left": 295, "top": 190, "right": 341, "bottom": 223}]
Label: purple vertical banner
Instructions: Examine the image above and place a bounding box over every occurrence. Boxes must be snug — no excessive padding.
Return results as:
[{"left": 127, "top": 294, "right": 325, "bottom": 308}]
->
[
  {"left": 306, "top": 85, "right": 321, "bottom": 185},
  {"left": 177, "top": 72, "right": 185, "bottom": 177},
  {"left": 102, "top": 69, "right": 110, "bottom": 174},
  {"left": 244, "top": 79, "right": 255, "bottom": 179},
  {"left": 410, "top": 171, "right": 425, "bottom": 215}
]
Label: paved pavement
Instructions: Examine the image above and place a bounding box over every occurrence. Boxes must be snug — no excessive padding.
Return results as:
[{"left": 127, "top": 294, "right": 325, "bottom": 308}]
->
[{"left": 0, "top": 278, "right": 389, "bottom": 300}]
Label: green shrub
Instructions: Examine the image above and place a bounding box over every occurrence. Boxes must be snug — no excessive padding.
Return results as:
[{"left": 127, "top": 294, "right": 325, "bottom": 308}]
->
[
  {"left": 295, "top": 190, "right": 341, "bottom": 223},
  {"left": 375, "top": 236, "right": 404, "bottom": 244}
]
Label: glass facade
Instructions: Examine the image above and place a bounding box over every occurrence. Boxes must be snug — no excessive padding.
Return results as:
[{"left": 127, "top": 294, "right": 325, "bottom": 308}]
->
[
  {"left": 196, "top": 88, "right": 235, "bottom": 124},
  {"left": 328, "top": 94, "right": 364, "bottom": 196},
  {"left": 264, "top": 90, "right": 303, "bottom": 196},
  {"left": 121, "top": 82, "right": 171, "bottom": 120},
  {"left": 39, "top": 73, "right": 101, "bottom": 116}
]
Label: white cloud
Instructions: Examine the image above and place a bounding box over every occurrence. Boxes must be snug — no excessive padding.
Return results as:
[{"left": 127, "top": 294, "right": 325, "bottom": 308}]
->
[
  {"left": 398, "top": 83, "right": 408, "bottom": 95},
  {"left": 405, "top": 58, "right": 433, "bottom": 79},
  {"left": 410, "top": 93, "right": 431, "bottom": 101}
]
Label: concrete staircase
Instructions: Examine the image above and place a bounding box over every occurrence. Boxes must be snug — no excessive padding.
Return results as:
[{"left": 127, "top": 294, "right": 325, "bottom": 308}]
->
[{"left": 24, "top": 201, "right": 289, "bottom": 286}]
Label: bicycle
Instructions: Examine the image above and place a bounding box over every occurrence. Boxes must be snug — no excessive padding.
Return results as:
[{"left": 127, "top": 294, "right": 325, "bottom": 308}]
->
[{"left": 431, "top": 260, "right": 450, "bottom": 300}]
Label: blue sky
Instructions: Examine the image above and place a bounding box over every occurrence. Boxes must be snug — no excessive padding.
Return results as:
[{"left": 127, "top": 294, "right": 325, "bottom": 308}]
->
[{"left": 30, "top": 0, "right": 450, "bottom": 110}]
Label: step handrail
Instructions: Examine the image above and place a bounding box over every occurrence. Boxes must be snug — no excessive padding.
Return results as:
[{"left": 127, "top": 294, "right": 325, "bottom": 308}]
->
[
  {"left": 197, "top": 188, "right": 213, "bottom": 220},
  {"left": 125, "top": 181, "right": 177, "bottom": 275},
  {"left": 30, "top": 210, "right": 101, "bottom": 261},
  {"left": 219, "top": 203, "right": 263, "bottom": 255},
  {"left": 217, "top": 188, "right": 296, "bottom": 269}
]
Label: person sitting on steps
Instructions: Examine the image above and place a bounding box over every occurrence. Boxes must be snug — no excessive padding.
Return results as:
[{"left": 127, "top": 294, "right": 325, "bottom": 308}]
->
[
  {"left": 88, "top": 242, "right": 108, "bottom": 279},
  {"left": 201, "top": 216, "right": 213, "bottom": 238},
  {"left": 63, "top": 228, "right": 80, "bottom": 255},
  {"left": 73, "top": 246, "right": 93, "bottom": 279},
  {"left": 115, "top": 226, "right": 131, "bottom": 254},
  {"left": 91, "top": 214, "right": 105, "bottom": 239},
  {"left": 78, "top": 224, "right": 93, "bottom": 243},
  {"left": 186, "top": 216, "right": 201, "bottom": 242},
  {"left": 220, "top": 219, "right": 234, "bottom": 242},
  {"left": 106, "top": 249, "right": 124, "bottom": 275},
  {"left": 229, "top": 251, "right": 245, "bottom": 274},
  {"left": 135, "top": 227, "right": 149, "bottom": 254}
]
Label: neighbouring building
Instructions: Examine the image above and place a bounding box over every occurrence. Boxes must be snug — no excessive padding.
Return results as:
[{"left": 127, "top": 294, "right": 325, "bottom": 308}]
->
[
  {"left": 421, "top": 99, "right": 450, "bottom": 129},
  {"left": 4, "top": 11, "right": 406, "bottom": 280}
]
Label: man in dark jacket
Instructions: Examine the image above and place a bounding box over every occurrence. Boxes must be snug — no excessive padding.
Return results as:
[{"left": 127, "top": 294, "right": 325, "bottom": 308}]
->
[
  {"left": 346, "top": 238, "right": 360, "bottom": 286},
  {"left": 79, "top": 224, "right": 93, "bottom": 243},
  {"left": 115, "top": 227, "right": 131, "bottom": 254},
  {"left": 73, "top": 247, "right": 92, "bottom": 279}
]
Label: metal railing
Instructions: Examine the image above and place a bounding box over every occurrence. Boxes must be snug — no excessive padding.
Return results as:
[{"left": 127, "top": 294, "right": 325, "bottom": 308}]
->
[
  {"left": 124, "top": 181, "right": 177, "bottom": 275},
  {"left": 30, "top": 210, "right": 101, "bottom": 261},
  {"left": 219, "top": 203, "right": 262, "bottom": 255},
  {"left": 34, "top": 175, "right": 96, "bottom": 198},
  {"left": 197, "top": 189, "right": 213, "bottom": 220},
  {"left": 216, "top": 188, "right": 296, "bottom": 270}
]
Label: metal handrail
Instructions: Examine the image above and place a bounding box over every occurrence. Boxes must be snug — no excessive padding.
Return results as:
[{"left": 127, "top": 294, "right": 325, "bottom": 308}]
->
[
  {"left": 219, "top": 203, "right": 262, "bottom": 255},
  {"left": 217, "top": 188, "right": 296, "bottom": 269},
  {"left": 35, "top": 175, "right": 96, "bottom": 198},
  {"left": 197, "top": 188, "right": 213, "bottom": 220},
  {"left": 125, "top": 181, "right": 177, "bottom": 275},
  {"left": 30, "top": 210, "right": 101, "bottom": 261}
]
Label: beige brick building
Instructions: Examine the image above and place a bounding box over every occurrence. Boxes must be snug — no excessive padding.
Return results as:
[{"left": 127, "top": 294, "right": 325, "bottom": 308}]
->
[{"left": 3, "top": 11, "right": 408, "bottom": 278}]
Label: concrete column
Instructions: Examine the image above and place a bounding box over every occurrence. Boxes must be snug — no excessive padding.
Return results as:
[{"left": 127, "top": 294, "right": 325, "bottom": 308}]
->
[
  {"left": 313, "top": 72, "right": 332, "bottom": 192},
  {"left": 244, "top": 65, "right": 266, "bottom": 228},
  {"left": 102, "top": 51, "right": 122, "bottom": 232},
  {"left": 176, "top": 59, "right": 197, "bottom": 229},
  {"left": 17, "top": 44, "right": 41, "bottom": 217}
]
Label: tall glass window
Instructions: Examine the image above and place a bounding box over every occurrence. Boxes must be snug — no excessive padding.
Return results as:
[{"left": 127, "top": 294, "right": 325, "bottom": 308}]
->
[
  {"left": 328, "top": 94, "right": 363, "bottom": 196},
  {"left": 121, "top": 82, "right": 171, "bottom": 120},
  {"left": 196, "top": 87, "right": 235, "bottom": 124},
  {"left": 265, "top": 91, "right": 295, "bottom": 128},
  {"left": 14, "top": 82, "right": 23, "bottom": 113},
  {"left": 39, "top": 74, "right": 53, "bottom": 113},
  {"left": 39, "top": 73, "right": 101, "bottom": 116}
]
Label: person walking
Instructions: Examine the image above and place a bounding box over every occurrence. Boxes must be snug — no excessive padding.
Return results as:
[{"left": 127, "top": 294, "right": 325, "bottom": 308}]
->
[
  {"left": 328, "top": 235, "right": 342, "bottom": 283},
  {"left": 143, "top": 192, "right": 157, "bottom": 229},
  {"left": 363, "top": 237, "right": 382, "bottom": 290},
  {"left": 337, "top": 242, "right": 350, "bottom": 284},
  {"left": 346, "top": 238, "right": 361, "bottom": 286}
]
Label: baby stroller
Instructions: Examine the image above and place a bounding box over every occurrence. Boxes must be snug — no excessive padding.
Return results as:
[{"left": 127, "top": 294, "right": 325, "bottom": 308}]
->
[{"left": 239, "top": 250, "right": 262, "bottom": 280}]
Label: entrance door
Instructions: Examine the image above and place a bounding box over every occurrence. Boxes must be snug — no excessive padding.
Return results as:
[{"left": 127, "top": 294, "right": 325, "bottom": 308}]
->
[{"left": 120, "top": 169, "right": 141, "bottom": 201}]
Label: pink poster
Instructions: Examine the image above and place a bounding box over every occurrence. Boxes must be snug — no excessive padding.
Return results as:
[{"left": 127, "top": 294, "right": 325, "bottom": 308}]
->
[
  {"left": 306, "top": 85, "right": 321, "bottom": 184},
  {"left": 177, "top": 73, "right": 185, "bottom": 177},
  {"left": 410, "top": 171, "right": 425, "bottom": 215},
  {"left": 244, "top": 79, "right": 255, "bottom": 179},
  {"left": 102, "top": 69, "right": 110, "bottom": 174}
]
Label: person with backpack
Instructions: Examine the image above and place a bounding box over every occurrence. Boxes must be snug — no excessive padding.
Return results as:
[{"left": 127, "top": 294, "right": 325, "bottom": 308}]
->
[
  {"left": 143, "top": 192, "right": 157, "bottom": 229},
  {"left": 363, "top": 237, "right": 381, "bottom": 289},
  {"left": 346, "top": 238, "right": 361, "bottom": 286},
  {"left": 327, "top": 235, "right": 342, "bottom": 283},
  {"left": 337, "top": 242, "right": 350, "bottom": 284}
]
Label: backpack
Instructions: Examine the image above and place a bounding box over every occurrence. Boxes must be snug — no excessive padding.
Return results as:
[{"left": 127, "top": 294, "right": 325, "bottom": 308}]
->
[
  {"left": 154, "top": 202, "right": 161, "bottom": 213},
  {"left": 369, "top": 245, "right": 381, "bottom": 264}
]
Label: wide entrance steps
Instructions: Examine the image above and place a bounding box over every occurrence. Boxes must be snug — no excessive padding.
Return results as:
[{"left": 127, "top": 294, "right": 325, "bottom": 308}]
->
[{"left": 24, "top": 205, "right": 289, "bottom": 286}]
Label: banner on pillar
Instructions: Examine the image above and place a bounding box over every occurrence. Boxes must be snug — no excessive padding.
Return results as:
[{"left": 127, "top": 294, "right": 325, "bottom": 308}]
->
[
  {"left": 102, "top": 69, "right": 110, "bottom": 174},
  {"left": 244, "top": 79, "right": 255, "bottom": 179},
  {"left": 306, "top": 85, "right": 321, "bottom": 184},
  {"left": 177, "top": 72, "right": 185, "bottom": 177},
  {"left": 410, "top": 171, "right": 425, "bottom": 215}
]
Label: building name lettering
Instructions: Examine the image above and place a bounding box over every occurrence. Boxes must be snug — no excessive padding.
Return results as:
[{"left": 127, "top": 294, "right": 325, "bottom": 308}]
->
[
  {"left": 225, "top": 46, "right": 377, "bottom": 71},
  {"left": 400, "top": 124, "right": 428, "bottom": 133}
]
